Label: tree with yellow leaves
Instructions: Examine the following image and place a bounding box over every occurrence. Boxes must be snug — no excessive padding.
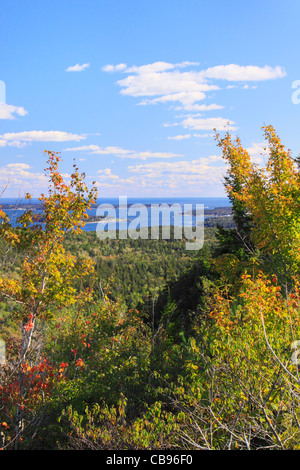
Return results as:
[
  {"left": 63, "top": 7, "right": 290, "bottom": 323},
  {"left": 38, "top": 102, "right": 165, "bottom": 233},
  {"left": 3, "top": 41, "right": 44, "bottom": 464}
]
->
[
  {"left": 215, "top": 125, "right": 300, "bottom": 286},
  {"left": 0, "top": 151, "right": 97, "bottom": 448}
]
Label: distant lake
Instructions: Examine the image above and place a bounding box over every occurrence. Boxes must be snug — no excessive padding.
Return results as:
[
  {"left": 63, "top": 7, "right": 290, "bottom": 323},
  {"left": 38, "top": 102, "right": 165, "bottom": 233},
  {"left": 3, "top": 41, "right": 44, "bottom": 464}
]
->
[{"left": 0, "top": 197, "right": 231, "bottom": 231}]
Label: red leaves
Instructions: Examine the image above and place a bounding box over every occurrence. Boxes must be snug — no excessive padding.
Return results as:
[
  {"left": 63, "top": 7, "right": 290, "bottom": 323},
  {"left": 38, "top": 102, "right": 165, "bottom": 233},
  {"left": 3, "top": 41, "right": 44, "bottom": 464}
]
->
[
  {"left": 0, "top": 357, "right": 69, "bottom": 416},
  {"left": 0, "top": 151, "right": 99, "bottom": 445},
  {"left": 59, "top": 362, "right": 69, "bottom": 373},
  {"left": 75, "top": 358, "right": 84, "bottom": 368},
  {"left": 23, "top": 314, "right": 34, "bottom": 332}
]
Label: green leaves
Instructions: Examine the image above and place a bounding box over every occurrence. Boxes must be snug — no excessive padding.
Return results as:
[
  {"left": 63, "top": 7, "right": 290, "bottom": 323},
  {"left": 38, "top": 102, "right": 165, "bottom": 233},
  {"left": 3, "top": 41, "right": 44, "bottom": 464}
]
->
[
  {"left": 0, "top": 151, "right": 98, "bottom": 324},
  {"left": 0, "top": 152, "right": 98, "bottom": 448}
]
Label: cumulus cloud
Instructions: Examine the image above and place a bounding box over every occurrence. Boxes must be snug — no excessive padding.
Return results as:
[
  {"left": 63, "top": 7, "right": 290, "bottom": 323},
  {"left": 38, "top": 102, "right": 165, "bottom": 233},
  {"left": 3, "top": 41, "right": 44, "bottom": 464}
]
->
[
  {"left": 0, "top": 81, "right": 28, "bottom": 120},
  {"left": 0, "top": 162, "right": 49, "bottom": 195},
  {"left": 66, "top": 63, "right": 90, "bottom": 72},
  {"left": 137, "top": 90, "right": 219, "bottom": 110},
  {"left": 124, "top": 155, "right": 225, "bottom": 193},
  {"left": 117, "top": 70, "right": 216, "bottom": 99},
  {"left": 89, "top": 153, "right": 225, "bottom": 196},
  {"left": 97, "top": 168, "right": 120, "bottom": 180},
  {"left": 0, "top": 161, "right": 74, "bottom": 196},
  {"left": 6, "top": 163, "right": 31, "bottom": 171},
  {"left": 94, "top": 167, "right": 136, "bottom": 188},
  {"left": 103, "top": 61, "right": 199, "bottom": 75},
  {"left": 0, "top": 130, "right": 87, "bottom": 147},
  {"left": 0, "top": 103, "right": 28, "bottom": 120},
  {"left": 246, "top": 142, "right": 270, "bottom": 165},
  {"left": 103, "top": 60, "right": 286, "bottom": 115},
  {"left": 201, "top": 64, "right": 286, "bottom": 81}
]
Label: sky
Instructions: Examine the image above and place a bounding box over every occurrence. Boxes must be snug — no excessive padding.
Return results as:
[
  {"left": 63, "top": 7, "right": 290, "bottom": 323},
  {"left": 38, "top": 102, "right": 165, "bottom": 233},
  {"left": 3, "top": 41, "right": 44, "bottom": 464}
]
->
[{"left": 0, "top": 0, "right": 300, "bottom": 198}]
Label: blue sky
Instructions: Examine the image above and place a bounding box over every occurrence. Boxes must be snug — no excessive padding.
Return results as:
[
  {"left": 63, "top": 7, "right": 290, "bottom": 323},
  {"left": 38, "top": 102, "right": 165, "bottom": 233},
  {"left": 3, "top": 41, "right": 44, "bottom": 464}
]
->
[{"left": 0, "top": 0, "right": 299, "bottom": 198}]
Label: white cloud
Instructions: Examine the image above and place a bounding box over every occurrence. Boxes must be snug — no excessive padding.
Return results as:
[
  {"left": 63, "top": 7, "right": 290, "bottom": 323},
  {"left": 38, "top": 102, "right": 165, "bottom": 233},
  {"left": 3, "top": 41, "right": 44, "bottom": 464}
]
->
[
  {"left": 128, "top": 151, "right": 182, "bottom": 160},
  {"left": 128, "top": 155, "right": 222, "bottom": 176},
  {"left": 88, "top": 153, "right": 225, "bottom": 195},
  {"left": 163, "top": 122, "right": 179, "bottom": 128},
  {"left": 6, "top": 163, "right": 31, "bottom": 170},
  {"left": 85, "top": 150, "right": 226, "bottom": 196},
  {"left": 97, "top": 168, "right": 120, "bottom": 180},
  {"left": 125, "top": 155, "right": 225, "bottom": 192},
  {"left": 63, "top": 144, "right": 103, "bottom": 152},
  {"left": 103, "top": 61, "right": 286, "bottom": 115},
  {"left": 117, "top": 70, "right": 216, "bottom": 99},
  {"left": 102, "top": 63, "right": 127, "bottom": 72},
  {"left": 0, "top": 162, "right": 48, "bottom": 194},
  {"left": 181, "top": 117, "right": 236, "bottom": 131},
  {"left": 0, "top": 130, "right": 87, "bottom": 147},
  {"left": 110, "top": 61, "right": 216, "bottom": 113},
  {"left": 246, "top": 142, "right": 269, "bottom": 165},
  {"left": 102, "top": 61, "right": 200, "bottom": 75},
  {"left": 187, "top": 103, "right": 223, "bottom": 112},
  {"left": 94, "top": 167, "right": 135, "bottom": 187},
  {"left": 66, "top": 63, "right": 90, "bottom": 72},
  {"left": 138, "top": 89, "right": 219, "bottom": 110},
  {"left": 201, "top": 64, "right": 286, "bottom": 81},
  {"left": 64, "top": 144, "right": 131, "bottom": 155},
  {"left": 0, "top": 103, "right": 28, "bottom": 120},
  {"left": 167, "top": 134, "right": 191, "bottom": 140},
  {"left": 64, "top": 144, "right": 183, "bottom": 160},
  {"left": 193, "top": 133, "right": 213, "bottom": 138},
  {"left": 0, "top": 161, "right": 73, "bottom": 197}
]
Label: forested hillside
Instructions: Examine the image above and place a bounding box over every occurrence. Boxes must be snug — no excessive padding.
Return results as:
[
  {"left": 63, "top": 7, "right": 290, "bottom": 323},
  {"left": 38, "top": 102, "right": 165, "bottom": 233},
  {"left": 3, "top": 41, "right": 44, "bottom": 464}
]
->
[{"left": 0, "top": 125, "right": 300, "bottom": 450}]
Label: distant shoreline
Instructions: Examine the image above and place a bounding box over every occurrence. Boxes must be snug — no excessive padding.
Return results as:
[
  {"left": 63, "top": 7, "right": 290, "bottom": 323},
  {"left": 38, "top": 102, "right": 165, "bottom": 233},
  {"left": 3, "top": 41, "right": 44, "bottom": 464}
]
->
[
  {"left": 0, "top": 207, "right": 232, "bottom": 219},
  {"left": 0, "top": 200, "right": 233, "bottom": 230},
  {"left": 0, "top": 203, "right": 231, "bottom": 213}
]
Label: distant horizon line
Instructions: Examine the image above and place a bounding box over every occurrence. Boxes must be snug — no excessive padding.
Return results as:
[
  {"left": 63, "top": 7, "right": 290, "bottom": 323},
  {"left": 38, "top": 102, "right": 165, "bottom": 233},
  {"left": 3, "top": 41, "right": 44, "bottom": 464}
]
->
[{"left": 0, "top": 196, "right": 229, "bottom": 200}]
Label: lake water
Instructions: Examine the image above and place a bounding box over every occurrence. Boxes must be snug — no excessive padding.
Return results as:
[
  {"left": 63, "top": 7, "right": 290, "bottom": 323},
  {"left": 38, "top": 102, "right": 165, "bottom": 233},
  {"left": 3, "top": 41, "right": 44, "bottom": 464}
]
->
[{"left": 0, "top": 197, "right": 231, "bottom": 231}]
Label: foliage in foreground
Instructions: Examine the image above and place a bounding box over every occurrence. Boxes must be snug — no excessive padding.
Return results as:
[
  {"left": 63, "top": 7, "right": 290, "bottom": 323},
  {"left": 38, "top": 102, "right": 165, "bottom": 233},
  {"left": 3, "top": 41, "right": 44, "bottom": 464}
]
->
[{"left": 0, "top": 125, "right": 300, "bottom": 450}]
